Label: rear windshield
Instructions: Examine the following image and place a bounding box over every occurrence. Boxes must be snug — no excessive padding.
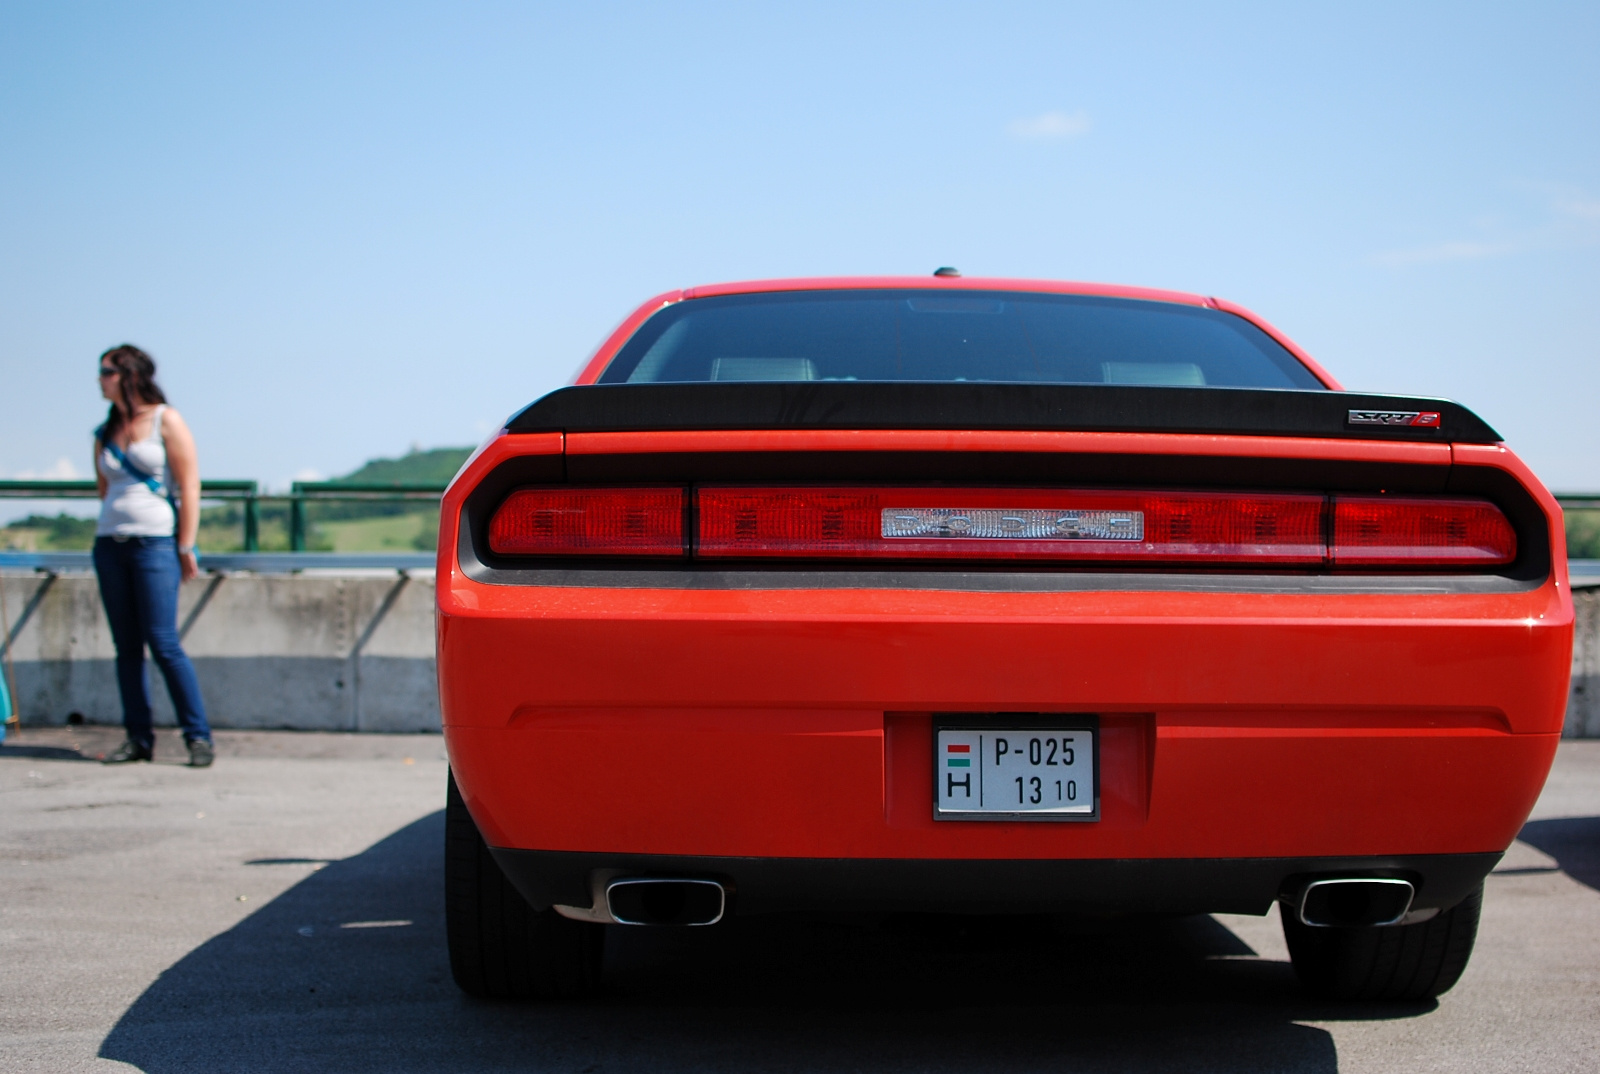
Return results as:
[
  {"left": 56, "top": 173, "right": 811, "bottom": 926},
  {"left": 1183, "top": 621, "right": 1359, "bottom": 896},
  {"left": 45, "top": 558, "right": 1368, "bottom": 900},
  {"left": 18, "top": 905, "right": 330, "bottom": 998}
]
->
[{"left": 597, "top": 289, "right": 1324, "bottom": 390}]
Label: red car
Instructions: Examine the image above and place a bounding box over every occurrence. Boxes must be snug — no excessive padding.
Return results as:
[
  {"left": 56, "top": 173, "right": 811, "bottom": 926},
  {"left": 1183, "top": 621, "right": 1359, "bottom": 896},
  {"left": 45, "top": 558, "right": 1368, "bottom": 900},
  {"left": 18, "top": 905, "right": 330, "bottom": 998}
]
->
[{"left": 437, "top": 275, "right": 1572, "bottom": 1002}]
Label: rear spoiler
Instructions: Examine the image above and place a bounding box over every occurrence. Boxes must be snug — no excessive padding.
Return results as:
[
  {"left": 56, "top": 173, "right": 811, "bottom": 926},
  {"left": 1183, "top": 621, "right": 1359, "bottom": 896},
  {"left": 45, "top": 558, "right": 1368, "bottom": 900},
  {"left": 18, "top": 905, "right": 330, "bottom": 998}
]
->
[{"left": 507, "top": 383, "right": 1500, "bottom": 443}]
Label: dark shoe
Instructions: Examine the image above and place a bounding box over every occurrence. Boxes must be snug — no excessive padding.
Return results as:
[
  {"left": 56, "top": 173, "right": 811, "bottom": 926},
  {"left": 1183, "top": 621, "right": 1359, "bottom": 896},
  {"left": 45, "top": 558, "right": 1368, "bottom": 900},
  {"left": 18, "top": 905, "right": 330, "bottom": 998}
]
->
[
  {"left": 187, "top": 739, "right": 215, "bottom": 768},
  {"left": 103, "top": 739, "right": 153, "bottom": 764}
]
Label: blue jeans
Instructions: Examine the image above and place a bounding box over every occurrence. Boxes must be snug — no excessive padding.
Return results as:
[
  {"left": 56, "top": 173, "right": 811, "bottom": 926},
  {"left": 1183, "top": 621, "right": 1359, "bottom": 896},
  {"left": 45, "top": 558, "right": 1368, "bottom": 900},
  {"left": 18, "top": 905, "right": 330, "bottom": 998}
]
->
[{"left": 93, "top": 536, "right": 212, "bottom": 747}]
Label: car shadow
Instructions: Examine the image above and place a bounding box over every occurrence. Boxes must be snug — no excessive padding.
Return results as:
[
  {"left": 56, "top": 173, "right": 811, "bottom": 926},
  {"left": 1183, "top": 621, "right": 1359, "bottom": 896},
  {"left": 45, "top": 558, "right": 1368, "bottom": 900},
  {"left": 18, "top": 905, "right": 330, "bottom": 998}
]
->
[
  {"left": 100, "top": 812, "right": 1431, "bottom": 1074},
  {"left": 1518, "top": 816, "right": 1600, "bottom": 893}
]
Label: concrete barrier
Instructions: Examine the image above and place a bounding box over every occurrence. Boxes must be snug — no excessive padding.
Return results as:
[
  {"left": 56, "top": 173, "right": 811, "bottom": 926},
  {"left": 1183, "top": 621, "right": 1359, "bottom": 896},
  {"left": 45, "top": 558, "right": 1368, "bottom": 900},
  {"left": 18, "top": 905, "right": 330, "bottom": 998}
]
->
[
  {"left": 1, "top": 570, "right": 438, "bottom": 733},
  {"left": 3, "top": 569, "right": 1598, "bottom": 736}
]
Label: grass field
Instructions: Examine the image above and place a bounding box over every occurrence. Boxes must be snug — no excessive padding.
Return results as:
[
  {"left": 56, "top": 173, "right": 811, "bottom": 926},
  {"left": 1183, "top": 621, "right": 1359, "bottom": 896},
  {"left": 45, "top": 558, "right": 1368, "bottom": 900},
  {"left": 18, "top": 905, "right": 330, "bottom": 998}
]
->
[
  {"left": 193, "top": 509, "right": 439, "bottom": 552},
  {"left": 316, "top": 512, "right": 438, "bottom": 551}
]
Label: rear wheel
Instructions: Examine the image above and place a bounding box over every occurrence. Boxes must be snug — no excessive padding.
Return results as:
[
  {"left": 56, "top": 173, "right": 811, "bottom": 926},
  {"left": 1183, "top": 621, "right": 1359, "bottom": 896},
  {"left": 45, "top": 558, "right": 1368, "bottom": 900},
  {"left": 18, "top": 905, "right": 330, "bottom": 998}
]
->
[
  {"left": 445, "top": 770, "right": 604, "bottom": 999},
  {"left": 1282, "top": 884, "right": 1482, "bottom": 1001}
]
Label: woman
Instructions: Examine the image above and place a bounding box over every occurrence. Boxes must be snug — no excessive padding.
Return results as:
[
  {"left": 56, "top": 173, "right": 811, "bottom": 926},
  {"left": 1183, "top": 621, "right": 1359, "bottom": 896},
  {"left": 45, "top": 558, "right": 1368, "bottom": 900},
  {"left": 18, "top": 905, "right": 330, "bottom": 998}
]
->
[{"left": 93, "top": 344, "right": 214, "bottom": 767}]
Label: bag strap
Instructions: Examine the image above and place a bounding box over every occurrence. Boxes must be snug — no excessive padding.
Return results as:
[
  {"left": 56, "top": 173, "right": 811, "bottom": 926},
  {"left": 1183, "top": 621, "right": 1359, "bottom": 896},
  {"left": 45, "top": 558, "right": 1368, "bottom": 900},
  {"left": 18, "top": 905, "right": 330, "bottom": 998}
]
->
[
  {"left": 101, "top": 437, "right": 162, "bottom": 495},
  {"left": 99, "top": 428, "right": 177, "bottom": 511}
]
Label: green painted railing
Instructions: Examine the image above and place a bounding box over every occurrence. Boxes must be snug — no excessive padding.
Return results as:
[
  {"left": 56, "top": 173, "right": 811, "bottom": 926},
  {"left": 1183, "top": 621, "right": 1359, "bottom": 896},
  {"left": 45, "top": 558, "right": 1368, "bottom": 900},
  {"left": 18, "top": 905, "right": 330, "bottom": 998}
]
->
[
  {"left": 0, "top": 479, "right": 447, "bottom": 552},
  {"left": 283, "top": 481, "right": 447, "bottom": 551}
]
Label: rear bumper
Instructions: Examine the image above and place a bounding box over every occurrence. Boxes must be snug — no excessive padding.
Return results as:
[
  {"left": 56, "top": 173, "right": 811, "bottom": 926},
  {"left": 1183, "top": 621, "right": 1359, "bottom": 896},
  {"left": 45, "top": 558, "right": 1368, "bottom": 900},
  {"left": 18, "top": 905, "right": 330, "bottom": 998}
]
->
[
  {"left": 447, "top": 715, "right": 1561, "bottom": 862},
  {"left": 441, "top": 570, "right": 1571, "bottom": 864},
  {"left": 492, "top": 848, "right": 1503, "bottom": 917}
]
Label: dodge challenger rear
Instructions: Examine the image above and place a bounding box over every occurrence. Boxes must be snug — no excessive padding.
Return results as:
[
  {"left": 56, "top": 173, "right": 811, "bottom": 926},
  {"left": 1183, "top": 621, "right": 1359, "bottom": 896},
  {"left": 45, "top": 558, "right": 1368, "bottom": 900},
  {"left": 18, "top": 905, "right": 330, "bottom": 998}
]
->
[{"left": 437, "top": 276, "right": 1572, "bottom": 1002}]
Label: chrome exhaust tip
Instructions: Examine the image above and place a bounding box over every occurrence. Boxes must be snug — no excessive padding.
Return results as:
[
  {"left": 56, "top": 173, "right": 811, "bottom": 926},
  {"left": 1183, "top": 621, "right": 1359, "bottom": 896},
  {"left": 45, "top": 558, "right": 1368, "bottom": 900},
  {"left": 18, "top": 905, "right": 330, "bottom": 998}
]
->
[
  {"left": 605, "top": 878, "right": 727, "bottom": 926},
  {"left": 1297, "top": 878, "right": 1415, "bottom": 928}
]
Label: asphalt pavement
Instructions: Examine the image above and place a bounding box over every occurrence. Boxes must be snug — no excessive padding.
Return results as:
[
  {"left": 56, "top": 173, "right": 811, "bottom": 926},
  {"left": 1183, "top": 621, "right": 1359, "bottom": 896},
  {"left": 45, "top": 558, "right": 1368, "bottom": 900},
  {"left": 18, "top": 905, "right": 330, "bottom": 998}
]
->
[{"left": 1, "top": 725, "right": 1596, "bottom": 1073}]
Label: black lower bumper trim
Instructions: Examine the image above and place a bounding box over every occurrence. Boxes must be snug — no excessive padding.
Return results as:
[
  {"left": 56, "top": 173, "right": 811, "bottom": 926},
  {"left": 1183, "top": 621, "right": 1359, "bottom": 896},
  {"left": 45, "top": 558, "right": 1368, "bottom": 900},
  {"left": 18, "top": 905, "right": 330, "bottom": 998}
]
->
[{"left": 490, "top": 849, "right": 1502, "bottom": 918}]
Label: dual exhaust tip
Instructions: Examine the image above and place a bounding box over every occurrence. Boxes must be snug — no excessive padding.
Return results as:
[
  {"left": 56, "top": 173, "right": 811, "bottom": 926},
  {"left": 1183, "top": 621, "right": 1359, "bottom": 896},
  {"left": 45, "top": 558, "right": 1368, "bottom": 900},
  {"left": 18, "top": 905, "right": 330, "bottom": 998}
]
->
[
  {"left": 1294, "top": 878, "right": 1430, "bottom": 928},
  {"left": 555, "top": 877, "right": 727, "bottom": 927}
]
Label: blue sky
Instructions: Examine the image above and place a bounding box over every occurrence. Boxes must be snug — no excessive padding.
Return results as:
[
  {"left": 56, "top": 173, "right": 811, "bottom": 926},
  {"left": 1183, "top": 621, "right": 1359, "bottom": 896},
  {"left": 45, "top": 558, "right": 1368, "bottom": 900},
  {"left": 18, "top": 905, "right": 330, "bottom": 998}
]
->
[{"left": 2, "top": 1, "right": 1597, "bottom": 519}]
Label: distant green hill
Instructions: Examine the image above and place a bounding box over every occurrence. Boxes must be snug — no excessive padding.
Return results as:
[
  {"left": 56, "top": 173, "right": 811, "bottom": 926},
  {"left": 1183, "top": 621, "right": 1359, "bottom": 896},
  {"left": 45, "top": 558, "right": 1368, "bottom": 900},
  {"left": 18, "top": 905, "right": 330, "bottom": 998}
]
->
[
  {"left": 308, "top": 446, "right": 475, "bottom": 528},
  {"left": 331, "top": 446, "right": 474, "bottom": 486}
]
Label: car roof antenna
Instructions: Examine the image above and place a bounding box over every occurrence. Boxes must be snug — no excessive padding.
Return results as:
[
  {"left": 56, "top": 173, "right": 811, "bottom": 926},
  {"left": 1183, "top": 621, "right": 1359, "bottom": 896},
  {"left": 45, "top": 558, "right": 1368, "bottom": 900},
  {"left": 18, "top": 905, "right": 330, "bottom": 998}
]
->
[{"left": 933, "top": 266, "right": 961, "bottom": 277}]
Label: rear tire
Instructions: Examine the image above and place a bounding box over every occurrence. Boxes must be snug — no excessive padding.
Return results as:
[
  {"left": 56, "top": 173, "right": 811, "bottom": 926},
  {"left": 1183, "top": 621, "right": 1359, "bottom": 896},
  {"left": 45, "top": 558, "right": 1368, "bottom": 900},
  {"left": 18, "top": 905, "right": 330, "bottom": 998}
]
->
[
  {"left": 445, "top": 770, "right": 604, "bottom": 999},
  {"left": 1282, "top": 884, "right": 1482, "bottom": 1001}
]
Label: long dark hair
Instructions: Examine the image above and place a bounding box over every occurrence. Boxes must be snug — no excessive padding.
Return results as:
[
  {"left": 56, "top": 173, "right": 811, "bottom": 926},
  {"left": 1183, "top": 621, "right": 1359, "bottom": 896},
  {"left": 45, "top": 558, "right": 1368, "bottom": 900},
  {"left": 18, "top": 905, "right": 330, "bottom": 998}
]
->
[{"left": 98, "top": 344, "right": 168, "bottom": 443}]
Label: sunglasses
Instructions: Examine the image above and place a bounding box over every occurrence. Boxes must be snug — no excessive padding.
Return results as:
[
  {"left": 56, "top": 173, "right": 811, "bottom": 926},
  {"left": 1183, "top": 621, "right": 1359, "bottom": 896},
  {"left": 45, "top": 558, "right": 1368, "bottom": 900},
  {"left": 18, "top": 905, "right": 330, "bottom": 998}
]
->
[{"left": 98, "top": 367, "right": 118, "bottom": 378}]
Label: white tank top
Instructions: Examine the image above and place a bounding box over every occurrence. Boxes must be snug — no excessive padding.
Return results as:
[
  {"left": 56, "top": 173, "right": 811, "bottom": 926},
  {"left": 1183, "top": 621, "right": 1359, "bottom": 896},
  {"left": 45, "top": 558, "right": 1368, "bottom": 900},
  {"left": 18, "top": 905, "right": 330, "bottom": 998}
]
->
[{"left": 97, "top": 405, "right": 177, "bottom": 538}]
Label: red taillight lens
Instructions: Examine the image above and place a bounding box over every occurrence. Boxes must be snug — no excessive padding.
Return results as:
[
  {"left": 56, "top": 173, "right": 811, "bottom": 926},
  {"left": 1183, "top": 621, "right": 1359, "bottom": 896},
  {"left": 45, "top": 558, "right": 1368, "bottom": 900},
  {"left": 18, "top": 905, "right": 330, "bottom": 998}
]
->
[
  {"left": 696, "top": 488, "right": 1326, "bottom": 564},
  {"left": 695, "top": 489, "right": 880, "bottom": 555},
  {"left": 488, "top": 487, "right": 685, "bottom": 556},
  {"left": 485, "top": 486, "right": 1520, "bottom": 569},
  {"left": 1331, "top": 496, "right": 1516, "bottom": 566}
]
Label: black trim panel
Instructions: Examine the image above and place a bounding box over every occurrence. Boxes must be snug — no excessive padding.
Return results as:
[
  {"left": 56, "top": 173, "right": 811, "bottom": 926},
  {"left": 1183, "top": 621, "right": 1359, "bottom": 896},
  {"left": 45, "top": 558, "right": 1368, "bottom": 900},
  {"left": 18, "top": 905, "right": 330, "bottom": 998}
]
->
[
  {"left": 490, "top": 848, "right": 1501, "bottom": 917},
  {"left": 561, "top": 450, "right": 1452, "bottom": 490},
  {"left": 507, "top": 383, "right": 1501, "bottom": 442}
]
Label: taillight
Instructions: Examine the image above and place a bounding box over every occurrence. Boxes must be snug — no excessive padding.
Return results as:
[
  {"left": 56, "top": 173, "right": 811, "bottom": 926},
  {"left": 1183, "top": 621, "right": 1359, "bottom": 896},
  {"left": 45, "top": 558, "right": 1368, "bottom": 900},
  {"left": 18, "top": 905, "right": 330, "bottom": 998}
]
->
[
  {"left": 1331, "top": 496, "right": 1516, "bottom": 566},
  {"left": 487, "top": 487, "right": 685, "bottom": 556},
  {"left": 696, "top": 488, "right": 1325, "bottom": 564},
  {"left": 484, "top": 486, "right": 1520, "bottom": 569}
]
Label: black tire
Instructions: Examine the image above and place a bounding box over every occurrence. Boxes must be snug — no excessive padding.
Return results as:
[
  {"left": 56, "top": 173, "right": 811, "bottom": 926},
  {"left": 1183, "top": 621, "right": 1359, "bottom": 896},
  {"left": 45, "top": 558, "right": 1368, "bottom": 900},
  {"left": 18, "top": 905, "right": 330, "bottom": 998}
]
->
[
  {"left": 1282, "top": 884, "right": 1482, "bottom": 1001},
  {"left": 445, "top": 770, "right": 604, "bottom": 1000}
]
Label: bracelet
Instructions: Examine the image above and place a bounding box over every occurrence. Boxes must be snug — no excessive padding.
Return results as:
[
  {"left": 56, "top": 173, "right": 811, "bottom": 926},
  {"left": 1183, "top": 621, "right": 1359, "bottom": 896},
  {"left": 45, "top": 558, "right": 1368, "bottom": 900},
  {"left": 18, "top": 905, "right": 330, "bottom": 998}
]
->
[{"left": 178, "top": 544, "right": 197, "bottom": 556}]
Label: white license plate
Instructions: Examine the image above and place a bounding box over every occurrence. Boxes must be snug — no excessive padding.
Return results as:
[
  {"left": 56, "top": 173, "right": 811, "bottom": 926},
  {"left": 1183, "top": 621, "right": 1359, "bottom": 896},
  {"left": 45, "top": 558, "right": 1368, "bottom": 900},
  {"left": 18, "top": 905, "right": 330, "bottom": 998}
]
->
[{"left": 935, "top": 725, "right": 1097, "bottom": 820}]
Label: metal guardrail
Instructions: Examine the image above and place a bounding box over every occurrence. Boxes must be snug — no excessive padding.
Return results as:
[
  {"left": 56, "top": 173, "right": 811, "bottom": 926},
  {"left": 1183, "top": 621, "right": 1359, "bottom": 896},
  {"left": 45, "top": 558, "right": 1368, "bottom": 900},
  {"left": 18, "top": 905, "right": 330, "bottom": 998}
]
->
[{"left": 0, "top": 479, "right": 447, "bottom": 552}]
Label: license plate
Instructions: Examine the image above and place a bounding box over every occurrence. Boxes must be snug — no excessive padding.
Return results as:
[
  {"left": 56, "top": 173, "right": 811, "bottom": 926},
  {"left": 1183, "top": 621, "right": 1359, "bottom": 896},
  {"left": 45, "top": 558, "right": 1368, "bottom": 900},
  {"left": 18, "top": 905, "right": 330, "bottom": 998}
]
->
[{"left": 934, "top": 720, "right": 1097, "bottom": 820}]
